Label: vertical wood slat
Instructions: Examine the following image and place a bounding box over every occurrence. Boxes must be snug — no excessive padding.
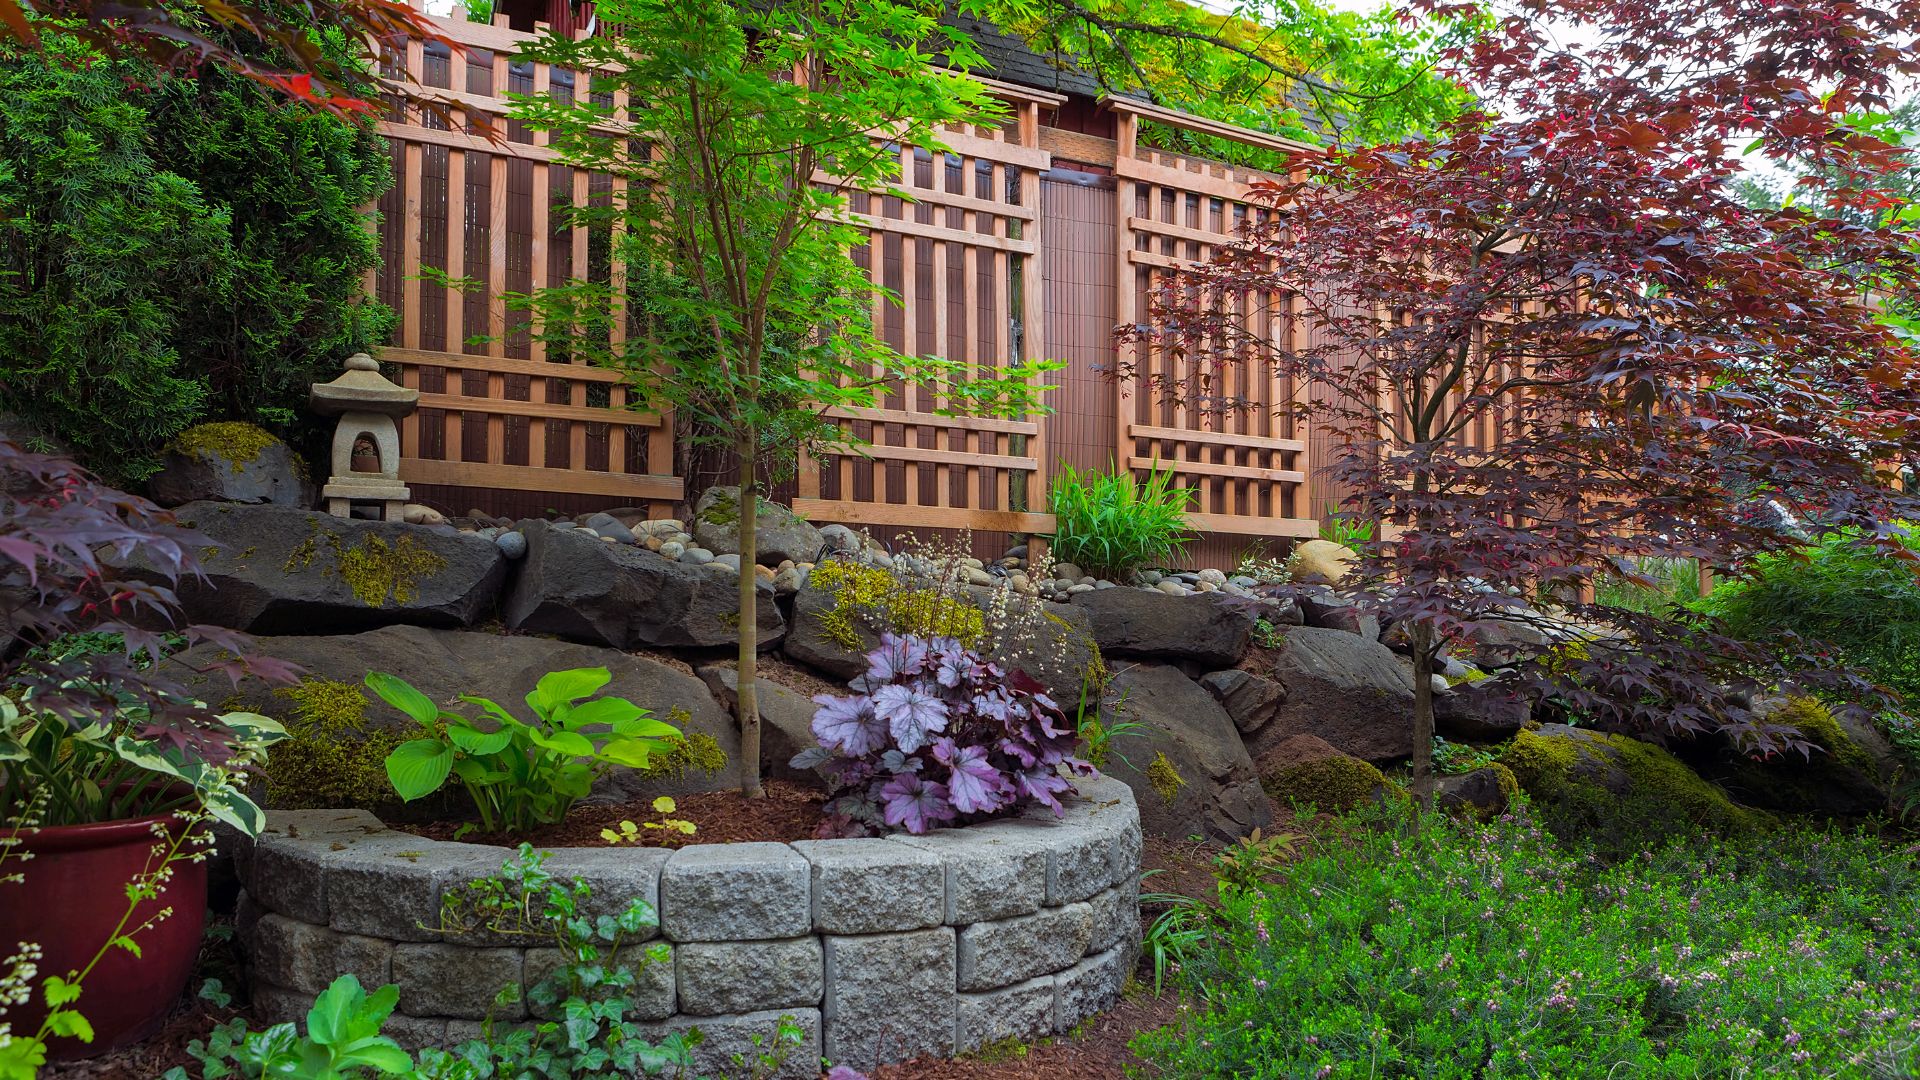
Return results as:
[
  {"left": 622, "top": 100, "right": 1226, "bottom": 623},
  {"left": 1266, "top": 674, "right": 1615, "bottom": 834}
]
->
[{"left": 371, "top": 13, "right": 680, "bottom": 510}]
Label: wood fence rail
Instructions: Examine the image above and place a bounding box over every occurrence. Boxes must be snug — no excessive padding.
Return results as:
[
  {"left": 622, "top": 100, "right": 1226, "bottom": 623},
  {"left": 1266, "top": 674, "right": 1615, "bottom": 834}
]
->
[{"left": 368, "top": 9, "right": 1324, "bottom": 550}]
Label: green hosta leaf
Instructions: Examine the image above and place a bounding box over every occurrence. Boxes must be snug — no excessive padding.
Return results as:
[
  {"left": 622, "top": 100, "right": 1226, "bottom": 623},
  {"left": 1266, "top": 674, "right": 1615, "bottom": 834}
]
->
[
  {"left": 527, "top": 667, "right": 612, "bottom": 716},
  {"left": 365, "top": 673, "right": 440, "bottom": 726},
  {"left": 562, "top": 696, "right": 644, "bottom": 730},
  {"left": 451, "top": 757, "right": 511, "bottom": 785},
  {"left": 611, "top": 714, "right": 685, "bottom": 740},
  {"left": 200, "top": 784, "right": 271, "bottom": 838},
  {"left": 447, "top": 723, "right": 514, "bottom": 756},
  {"left": 458, "top": 694, "right": 525, "bottom": 731},
  {"left": 384, "top": 739, "right": 454, "bottom": 801},
  {"left": 527, "top": 729, "right": 595, "bottom": 759},
  {"left": 217, "top": 711, "right": 288, "bottom": 747},
  {"left": 598, "top": 736, "right": 670, "bottom": 768}
]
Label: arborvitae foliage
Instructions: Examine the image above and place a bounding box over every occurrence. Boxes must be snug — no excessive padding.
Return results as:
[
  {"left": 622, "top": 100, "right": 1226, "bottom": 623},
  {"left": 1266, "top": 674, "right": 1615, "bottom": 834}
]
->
[{"left": 0, "top": 26, "right": 392, "bottom": 483}]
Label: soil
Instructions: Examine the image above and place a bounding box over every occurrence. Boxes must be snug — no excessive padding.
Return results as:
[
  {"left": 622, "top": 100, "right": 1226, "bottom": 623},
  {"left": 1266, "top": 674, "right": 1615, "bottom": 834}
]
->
[{"left": 389, "top": 778, "right": 828, "bottom": 847}]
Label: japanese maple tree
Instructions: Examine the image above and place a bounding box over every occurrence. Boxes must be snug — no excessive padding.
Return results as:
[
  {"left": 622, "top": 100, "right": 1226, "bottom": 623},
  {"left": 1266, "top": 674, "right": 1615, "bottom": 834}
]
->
[{"left": 1123, "top": 0, "right": 1920, "bottom": 801}]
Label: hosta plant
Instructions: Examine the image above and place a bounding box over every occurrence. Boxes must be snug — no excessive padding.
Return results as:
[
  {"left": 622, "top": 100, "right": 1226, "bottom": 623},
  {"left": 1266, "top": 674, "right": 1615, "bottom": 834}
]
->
[
  {"left": 367, "top": 668, "right": 685, "bottom": 836},
  {"left": 793, "top": 634, "right": 1092, "bottom": 836}
]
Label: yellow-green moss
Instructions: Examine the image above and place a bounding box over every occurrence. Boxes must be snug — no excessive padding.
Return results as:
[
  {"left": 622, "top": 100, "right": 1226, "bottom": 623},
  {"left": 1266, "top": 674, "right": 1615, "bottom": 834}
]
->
[
  {"left": 1441, "top": 762, "right": 1522, "bottom": 821},
  {"left": 636, "top": 717, "right": 729, "bottom": 780},
  {"left": 810, "top": 559, "right": 985, "bottom": 650},
  {"left": 281, "top": 522, "right": 448, "bottom": 608},
  {"left": 701, "top": 488, "right": 742, "bottom": 527},
  {"left": 1146, "top": 750, "right": 1187, "bottom": 805},
  {"left": 171, "top": 421, "right": 280, "bottom": 473},
  {"left": 264, "top": 678, "right": 403, "bottom": 809},
  {"left": 1503, "top": 727, "right": 1761, "bottom": 851},
  {"left": 1712, "top": 696, "right": 1884, "bottom": 813},
  {"left": 1264, "top": 755, "right": 1406, "bottom": 814}
]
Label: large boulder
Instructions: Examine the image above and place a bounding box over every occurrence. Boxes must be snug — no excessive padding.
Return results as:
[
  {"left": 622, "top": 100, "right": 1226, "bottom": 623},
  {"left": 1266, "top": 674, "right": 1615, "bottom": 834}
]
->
[
  {"left": 1256, "top": 733, "right": 1404, "bottom": 814},
  {"left": 1287, "top": 539, "right": 1356, "bottom": 585},
  {"left": 1437, "top": 765, "right": 1518, "bottom": 820},
  {"left": 173, "top": 626, "right": 743, "bottom": 802},
  {"left": 120, "top": 502, "right": 505, "bottom": 633},
  {"left": 1294, "top": 584, "right": 1380, "bottom": 639},
  {"left": 695, "top": 663, "right": 825, "bottom": 788},
  {"left": 1434, "top": 681, "right": 1532, "bottom": 741},
  {"left": 149, "top": 422, "right": 313, "bottom": 509},
  {"left": 782, "top": 569, "right": 1102, "bottom": 709},
  {"left": 1068, "top": 588, "right": 1253, "bottom": 668},
  {"left": 504, "top": 520, "right": 783, "bottom": 650},
  {"left": 1096, "top": 662, "right": 1272, "bottom": 841},
  {"left": 690, "top": 487, "right": 824, "bottom": 566},
  {"left": 1243, "top": 625, "right": 1415, "bottom": 764},
  {"left": 1504, "top": 724, "right": 1763, "bottom": 851},
  {"left": 1195, "top": 668, "right": 1285, "bottom": 735},
  {"left": 1691, "top": 697, "right": 1894, "bottom": 816}
]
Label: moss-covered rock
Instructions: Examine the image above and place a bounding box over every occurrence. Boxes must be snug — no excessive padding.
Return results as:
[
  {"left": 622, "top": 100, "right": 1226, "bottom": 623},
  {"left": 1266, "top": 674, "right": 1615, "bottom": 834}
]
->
[
  {"left": 1503, "top": 724, "right": 1763, "bottom": 852},
  {"left": 149, "top": 421, "right": 312, "bottom": 508},
  {"left": 1437, "top": 763, "right": 1518, "bottom": 821},
  {"left": 690, "top": 485, "right": 823, "bottom": 566},
  {"left": 255, "top": 677, "right": 404, "bottom": 810},
  {"left": 1258, "top": 733, "right": 1408, "bottom": 814},
  {"left": 1693, "top": 697, "right": 1892, "bottom": 816}
]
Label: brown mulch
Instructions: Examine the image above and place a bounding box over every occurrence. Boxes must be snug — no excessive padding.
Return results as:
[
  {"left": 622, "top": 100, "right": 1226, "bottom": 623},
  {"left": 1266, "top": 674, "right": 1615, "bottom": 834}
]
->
[
  {"left": 389, "top": 779, "right": 827, "bottom": 847},
  {"left": 40, "top": 995, "right": 234, "bottom": 1080}
]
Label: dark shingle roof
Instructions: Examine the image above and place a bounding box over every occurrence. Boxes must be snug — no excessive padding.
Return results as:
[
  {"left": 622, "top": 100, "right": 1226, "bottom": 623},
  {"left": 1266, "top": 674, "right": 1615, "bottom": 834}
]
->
[{"left": 942, "top": 11, "right": 1140, "bottom": 101}]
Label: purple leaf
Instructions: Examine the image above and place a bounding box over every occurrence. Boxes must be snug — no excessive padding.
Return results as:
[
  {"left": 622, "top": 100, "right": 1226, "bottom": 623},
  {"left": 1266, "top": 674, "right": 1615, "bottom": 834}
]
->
[
  {"left": 935, "top": 739, "right": 1010, "bottom": 815},
  {"left": 866, "top": 634, "right": 928, "bottom": 682},
  {"left": 879, "top": 774, "right": 954, "bottom": 834},
  {"left": 811, "top": 694, "right": 888, "bottom": 756},
  {"left": 872, "top": 684, "right": 949, "bottom": 753},
  {"left": 1014, "top": 767, "right": 1074, "bottom": 814}
]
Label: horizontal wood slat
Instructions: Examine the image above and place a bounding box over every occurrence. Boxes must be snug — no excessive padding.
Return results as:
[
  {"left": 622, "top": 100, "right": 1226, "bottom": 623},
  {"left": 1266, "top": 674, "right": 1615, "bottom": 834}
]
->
[
  {"left": 403, "top": 457, "right": 683, "bottom": 500},
  {"left": 794, "top": 498, "right": 1055, "bottom": 534}
]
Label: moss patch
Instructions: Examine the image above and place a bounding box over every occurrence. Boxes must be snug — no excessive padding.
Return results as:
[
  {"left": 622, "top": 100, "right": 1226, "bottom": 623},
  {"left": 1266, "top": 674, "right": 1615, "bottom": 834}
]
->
[
  {"left": 1264, "top": 754, "right": 1406, "bottom": 814},
  {"left": 1711, "top": 696, "right": 1885, "bottom": 814},
  {"left": 1146, "top": 750, "right": 1187, "bottom": 805},
  {"left": 172, "top": 421, "right": 280, "bottom": 473},
  {"left": 263, "top": 677, "right": 403, "bottom": 810},
  {"left": 1503, "top": 726, "right": 1762, "bottom": 853},
  {"left": 635, "top": 711, "right": 729, "bottom": 780},
  {"left": 281, "top": 520, "right": 447, "bottom": 608}
]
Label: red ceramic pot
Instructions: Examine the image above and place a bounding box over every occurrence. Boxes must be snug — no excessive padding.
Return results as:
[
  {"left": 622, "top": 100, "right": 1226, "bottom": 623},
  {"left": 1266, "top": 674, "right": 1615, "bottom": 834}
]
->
[{"left": 0, "top": 811, "right": 208, "bottom": 1060}]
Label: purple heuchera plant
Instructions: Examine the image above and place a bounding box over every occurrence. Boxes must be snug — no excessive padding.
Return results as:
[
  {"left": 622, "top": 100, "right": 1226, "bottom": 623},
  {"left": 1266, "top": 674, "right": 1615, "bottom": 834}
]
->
[{"left": 793, "top": 634, "right": 1091, "bottom": 836}]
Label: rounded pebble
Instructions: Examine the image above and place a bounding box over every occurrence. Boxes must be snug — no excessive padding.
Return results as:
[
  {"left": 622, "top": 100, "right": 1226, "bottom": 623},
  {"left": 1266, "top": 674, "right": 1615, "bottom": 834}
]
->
[{"left": 494, "top": 531, "right": 528, "bottom": 559}]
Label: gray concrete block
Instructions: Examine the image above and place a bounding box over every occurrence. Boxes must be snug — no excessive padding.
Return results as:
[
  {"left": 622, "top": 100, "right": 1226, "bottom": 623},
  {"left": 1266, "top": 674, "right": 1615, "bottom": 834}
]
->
[
  {"left": 1085, "top": 883, "right": 1141, "bottom": 956},
  {"left": 251, "top": 982, "right": 315, "bottom": 1027},
  {"left": 659, "top": 843, "right": 810, "bottom": 942},
  {"left": 325, "top": 838, "right": 499, "bottom": 944},
  {"left": 885, "top": 829, "right": 1047, "bottom": 924},
  {"left": 956, "top": 975, "right": 1056, "bottom": 1053},
  {"left": 522, "top": 942, "right": 676, "bottom": 1021},
  {"left": 393, "top": 943, "right": 526, "bottom": 1020},
  {"left": 823, "top": 927, "right": 957, "bottom": 1068},
  {"left": 675, "top": 937, "right": 823, "bottom": 1016},
  {"left": 791, "top": 838, "right": 945, "bottom": 934},
  {"left": 249, "top": 912, "right": 393, "bottom": 995},
  {"left": 957, "top": 902, "right": 1093, "bottom": 991},
  {"left": 1054, "top": 944, "right": 1130, "bottom": 1034},
  {"left": 641, "top": 1008, "right": 821, "bottom": 1080}
]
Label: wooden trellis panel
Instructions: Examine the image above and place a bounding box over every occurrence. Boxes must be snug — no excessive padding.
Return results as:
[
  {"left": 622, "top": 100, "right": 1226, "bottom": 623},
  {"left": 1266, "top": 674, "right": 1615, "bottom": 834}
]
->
[
  {"left": 794, "top": 87, "right": 1063, "bottom": 536},
  {"left": 370, "top": 11, "right": 681, "bottom": 510},
  {"left": 1111, "top": 102, "right": 1319, "bottom": 539}
]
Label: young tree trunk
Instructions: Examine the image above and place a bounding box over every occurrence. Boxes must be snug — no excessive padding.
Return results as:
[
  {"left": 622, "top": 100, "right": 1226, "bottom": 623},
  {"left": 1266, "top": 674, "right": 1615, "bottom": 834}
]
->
[
  {"left": 735, "top": 429, "right": 763, "bottom": 799},
  {"left": 1410, "top": 620, "right": 1436, "bottom": 810}
]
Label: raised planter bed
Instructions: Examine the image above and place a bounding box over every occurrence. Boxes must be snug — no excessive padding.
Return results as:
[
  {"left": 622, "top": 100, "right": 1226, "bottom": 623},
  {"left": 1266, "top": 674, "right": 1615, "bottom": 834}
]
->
[{"left": 233, "top": 775, "right": 1142, "bottom": 1076}]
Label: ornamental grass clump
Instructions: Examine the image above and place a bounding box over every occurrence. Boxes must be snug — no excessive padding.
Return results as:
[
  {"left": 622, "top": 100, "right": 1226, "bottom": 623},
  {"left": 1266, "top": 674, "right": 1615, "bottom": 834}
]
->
[
  {"left": 1047, "top": 461, "right": 1194, "bottom": 580},
  {"left": 794, "top": 634, "right": 1092, "bottom": 835}
]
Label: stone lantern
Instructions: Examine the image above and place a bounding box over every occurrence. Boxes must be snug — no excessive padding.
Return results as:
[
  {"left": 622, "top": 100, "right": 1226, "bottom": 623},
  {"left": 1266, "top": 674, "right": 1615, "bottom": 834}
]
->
[{"left": 311, "top": 352, "right": 418, "bottom": 521}]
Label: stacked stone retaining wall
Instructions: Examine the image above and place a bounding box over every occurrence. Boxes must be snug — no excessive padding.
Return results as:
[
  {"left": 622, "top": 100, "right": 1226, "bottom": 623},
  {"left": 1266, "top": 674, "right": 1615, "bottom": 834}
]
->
[{"left": 235, "top": 776, "right": 1142, "bottom": 1077}]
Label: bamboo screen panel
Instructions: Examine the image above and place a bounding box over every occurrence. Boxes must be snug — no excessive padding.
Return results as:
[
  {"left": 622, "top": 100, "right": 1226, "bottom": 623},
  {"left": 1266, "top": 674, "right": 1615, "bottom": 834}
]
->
[
  {"left": 1113, "top": 125, "right": 1318, "bottom": 539},
  {"left": 370, "top": 13, "right": 680, "bottom": 507},
  {"left": 794, "top": 109, "right": 1058, "bottom": 536}
]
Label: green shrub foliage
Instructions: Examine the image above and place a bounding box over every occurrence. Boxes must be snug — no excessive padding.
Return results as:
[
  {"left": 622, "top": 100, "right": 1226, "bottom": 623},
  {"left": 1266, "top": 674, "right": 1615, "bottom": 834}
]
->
[
  {"left": 1138, "top": 807, "right": 1920, "bottom": 1077},
  {"left": 0, "top": 25, "right": 392, "bottom": 482},
  {"left": 1047, "top": 460, "right": 1195, "bottom": 579}
]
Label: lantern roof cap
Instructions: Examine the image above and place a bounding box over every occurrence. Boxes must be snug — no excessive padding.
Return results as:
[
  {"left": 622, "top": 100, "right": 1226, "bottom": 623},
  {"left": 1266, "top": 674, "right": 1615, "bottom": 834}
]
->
[{"left": 311, "top": 352, "right": 418, "bottom": 417}]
